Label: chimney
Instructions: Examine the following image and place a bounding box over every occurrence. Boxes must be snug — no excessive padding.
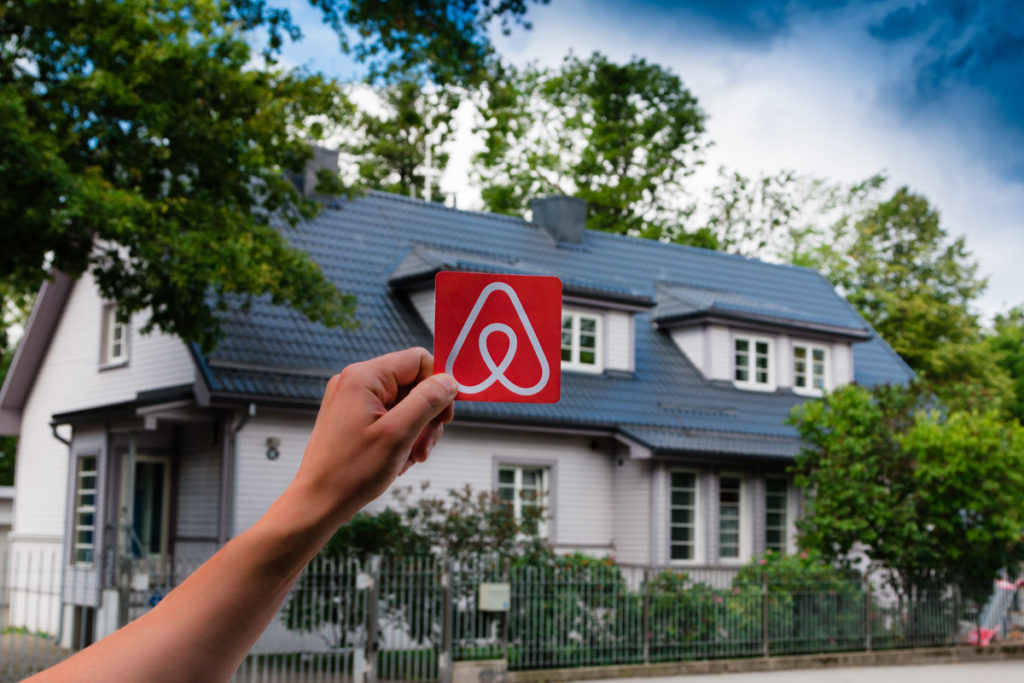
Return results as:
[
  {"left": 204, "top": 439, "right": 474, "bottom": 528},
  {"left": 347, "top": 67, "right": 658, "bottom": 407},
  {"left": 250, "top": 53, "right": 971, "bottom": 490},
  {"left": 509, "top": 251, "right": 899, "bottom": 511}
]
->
[
  {"left": 531, "top": 195, "right": 586, "bottom": 245},
  {"left": 286, "top": 145, "right": 340, "bottom": 200}
]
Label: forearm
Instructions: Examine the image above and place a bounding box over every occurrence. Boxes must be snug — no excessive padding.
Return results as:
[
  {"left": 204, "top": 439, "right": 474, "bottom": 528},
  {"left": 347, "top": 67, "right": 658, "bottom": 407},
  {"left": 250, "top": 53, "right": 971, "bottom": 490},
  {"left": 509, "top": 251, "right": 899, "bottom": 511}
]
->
[
  {"left": 35, "top": 480, "right": 341, "bottom": 683},
  {"left": 27, "top": 350, "right": 456, "bottom": 683}
]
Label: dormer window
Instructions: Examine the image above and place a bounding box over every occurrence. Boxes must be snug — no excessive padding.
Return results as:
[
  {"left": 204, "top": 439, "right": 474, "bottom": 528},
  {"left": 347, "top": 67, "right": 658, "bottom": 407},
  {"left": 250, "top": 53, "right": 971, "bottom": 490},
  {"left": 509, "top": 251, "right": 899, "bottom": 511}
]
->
[
  {"left": 734, "top": 335, "right": 773, "bottom": 390},
  {"left": 101, "top": 304, "right": 129, "bottom": 367},
  {"left": 561, "top": 311, "right": 603, "bottom": 373},
  {"left": 793, "top": 344, "right": 828, "bottom": 394}
]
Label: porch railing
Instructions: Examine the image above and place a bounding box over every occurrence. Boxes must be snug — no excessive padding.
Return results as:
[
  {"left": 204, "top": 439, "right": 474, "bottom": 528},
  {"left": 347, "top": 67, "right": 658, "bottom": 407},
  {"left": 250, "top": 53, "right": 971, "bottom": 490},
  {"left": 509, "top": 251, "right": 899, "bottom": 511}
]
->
[{"left": 0, "top": 549, "right": 1017, "bottom": 682}]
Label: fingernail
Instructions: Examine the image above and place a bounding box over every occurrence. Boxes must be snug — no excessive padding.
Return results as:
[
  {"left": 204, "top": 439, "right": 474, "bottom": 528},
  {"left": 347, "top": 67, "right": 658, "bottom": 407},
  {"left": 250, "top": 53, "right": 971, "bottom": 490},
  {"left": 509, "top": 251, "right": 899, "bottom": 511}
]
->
[{"left": 436, "top": 374, "right": 458, "bottom": 398}]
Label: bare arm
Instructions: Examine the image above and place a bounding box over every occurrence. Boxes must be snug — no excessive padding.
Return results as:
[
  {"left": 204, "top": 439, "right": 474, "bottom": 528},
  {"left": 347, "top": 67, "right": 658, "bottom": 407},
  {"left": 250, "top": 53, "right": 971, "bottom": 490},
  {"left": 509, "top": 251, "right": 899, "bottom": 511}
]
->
[{"left": 32, "top": 348, "right": 458, "bottom": 683}]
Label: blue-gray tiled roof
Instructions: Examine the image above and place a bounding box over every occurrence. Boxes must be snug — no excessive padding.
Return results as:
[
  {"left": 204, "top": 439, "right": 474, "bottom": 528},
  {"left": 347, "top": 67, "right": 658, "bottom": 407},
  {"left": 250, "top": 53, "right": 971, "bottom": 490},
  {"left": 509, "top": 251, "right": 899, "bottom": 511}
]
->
[{"left": 197, "top": 191, "right": 913, "bottom": 459}]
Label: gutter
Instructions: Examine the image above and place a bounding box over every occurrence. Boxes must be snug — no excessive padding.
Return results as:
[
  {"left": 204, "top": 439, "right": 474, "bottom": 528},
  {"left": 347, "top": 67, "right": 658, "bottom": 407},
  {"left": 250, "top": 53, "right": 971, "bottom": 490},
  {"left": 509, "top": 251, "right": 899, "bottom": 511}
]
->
[{"left": 228, "top": 403, "right": 256, "bottom": 539}]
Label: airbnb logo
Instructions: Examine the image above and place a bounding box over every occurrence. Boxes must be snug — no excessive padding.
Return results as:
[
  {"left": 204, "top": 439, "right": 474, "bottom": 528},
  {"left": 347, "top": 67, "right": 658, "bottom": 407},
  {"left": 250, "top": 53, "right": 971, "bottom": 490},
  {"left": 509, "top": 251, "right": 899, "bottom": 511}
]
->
[{"left": 433, "top": 272, "right": 562, "bottom": 403}]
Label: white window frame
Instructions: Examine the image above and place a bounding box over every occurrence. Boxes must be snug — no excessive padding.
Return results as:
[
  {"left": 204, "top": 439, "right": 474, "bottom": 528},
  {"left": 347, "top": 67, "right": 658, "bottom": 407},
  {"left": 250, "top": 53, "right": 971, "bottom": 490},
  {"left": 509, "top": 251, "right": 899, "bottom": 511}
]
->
[
  {"left": 792, "top": 342, "right": 830, "bottom": 396},
  {"left": 497, "top": 465, "right": 549, "bottom": 539},
  {"left": 101, "top": 304, "right": 130, "bottom": 367},
  {"left": 765, "top": 476, "right": 789, "bottom": 555},
  {"left": 718, "top": 474, "right": 743, "bottom": 562},
  {"left": 733, "top": 334, "right": 775, "bottom": 391},
  {"left": 669, "top": 469, "right": 701, "bottom": 564},
  {"left": 73, "top": 456, "right": 98, "bottom": 567},
  {"left": 561, "top": 310, "right": 604, "bottom": 373}
]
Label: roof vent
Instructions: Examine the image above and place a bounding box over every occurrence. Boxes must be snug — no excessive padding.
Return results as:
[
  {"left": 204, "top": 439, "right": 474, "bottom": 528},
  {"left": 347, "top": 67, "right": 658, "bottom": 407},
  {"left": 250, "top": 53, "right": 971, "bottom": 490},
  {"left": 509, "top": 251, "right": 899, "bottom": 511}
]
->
[
  {"left": 531, "top": 195, "right": 586, "bottom": 245},
  {"left": 285, "top": 145, "right": 339, "bottom": 200}
]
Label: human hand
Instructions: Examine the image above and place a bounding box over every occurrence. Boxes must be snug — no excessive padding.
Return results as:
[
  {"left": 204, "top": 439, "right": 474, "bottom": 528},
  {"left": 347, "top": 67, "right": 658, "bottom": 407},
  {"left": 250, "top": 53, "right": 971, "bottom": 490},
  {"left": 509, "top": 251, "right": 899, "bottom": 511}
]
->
[{"left": 292, "top": 347, "right": 458, "bottom": 527}]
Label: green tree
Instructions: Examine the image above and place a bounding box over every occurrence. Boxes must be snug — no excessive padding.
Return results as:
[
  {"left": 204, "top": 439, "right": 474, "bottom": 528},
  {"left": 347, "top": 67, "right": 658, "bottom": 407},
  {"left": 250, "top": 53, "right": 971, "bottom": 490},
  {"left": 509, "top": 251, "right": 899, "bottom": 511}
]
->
[
  {"left": 232, "top": 0, "right": 548, "bottom": 87},
  {"left": 841, "top": 188, "right": 990, "bottom": 382},
  {"left": 321, "top": 482, "right": 551, "bottom": 561},
  {"left": 789, "top": 382, "right": 1024, "bottom": 592},
  {"left": 1, "top": 0, "right": 361, "bottom": 350},
  {"left": 698, "top": 168, "right": 884, "bottom": 265},
  {"left": 0, "top": 286, "right": 33, "bottom": 487},
  {"left": 474, "top": 52, "right": 707, "bottom": 240},
  {"left": 350, "top": 79, "right": 458, "bottom": 198},
  {"left": 985, "top": 307, "right": 1024, "bottom": 424}
]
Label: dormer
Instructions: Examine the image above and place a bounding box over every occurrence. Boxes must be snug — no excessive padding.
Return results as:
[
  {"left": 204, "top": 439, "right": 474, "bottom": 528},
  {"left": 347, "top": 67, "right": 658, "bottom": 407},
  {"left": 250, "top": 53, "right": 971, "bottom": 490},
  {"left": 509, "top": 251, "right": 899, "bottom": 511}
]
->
[
  {"left": 651, "top": 283, "right": 871, "bottom": 394},
  {"left": 387, "top": 245, "right": 653, "bottom": 376}
]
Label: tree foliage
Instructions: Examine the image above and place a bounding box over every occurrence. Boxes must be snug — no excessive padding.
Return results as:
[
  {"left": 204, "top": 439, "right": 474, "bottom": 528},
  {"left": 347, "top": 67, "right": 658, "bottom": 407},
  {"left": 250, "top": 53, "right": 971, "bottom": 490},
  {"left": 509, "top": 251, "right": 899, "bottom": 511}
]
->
[
  {"left": 474, "top": 52, "right": 707, "bottom": 239},
  {"left": 1, "top": 0, "right": 362, "bottom": 350},
  {"left": 841, "top": 188, "right": 990, "bottom": 381},
  {"left": 231, "top": 0, "right": 548, "bottom": 86},
  {"left": 789, "top": 382, "right": 1024, "bottom": 592},
  {"left": 986, "top": 307, "right": 1024, "bottom": 424},
  {"left": 321, "top": 482, "right": 551, "bottom": 562},
  {"left": 349, "top": 79, "right": 458, "bottom": 198},
  {"left": 697, "top": 168, "right": 884, "bottom": 264}
]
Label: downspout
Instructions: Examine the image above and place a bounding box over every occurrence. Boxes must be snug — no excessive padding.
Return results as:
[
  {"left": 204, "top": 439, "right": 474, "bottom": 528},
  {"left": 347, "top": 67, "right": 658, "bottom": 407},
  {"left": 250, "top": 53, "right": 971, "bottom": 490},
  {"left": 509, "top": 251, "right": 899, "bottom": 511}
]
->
[
  {"left": 51, "top": 422, "right": 71, "bottom": 645},
  {"left": 230, "top": 403, "right": 256, "bottom": 539}
]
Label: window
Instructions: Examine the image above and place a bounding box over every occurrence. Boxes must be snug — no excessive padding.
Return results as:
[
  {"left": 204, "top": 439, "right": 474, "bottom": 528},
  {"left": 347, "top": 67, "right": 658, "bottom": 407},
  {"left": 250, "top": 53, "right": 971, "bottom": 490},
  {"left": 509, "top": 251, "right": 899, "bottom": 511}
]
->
[
  {"left": 561, "top": 311, "right": 602, "bottom": 373},
  {"left": 793, "top": 344, "right": 828, "bottom": 393},
  {"left": 719, "top": 476, "right": 741, "bottom": 560},
  {"left": 734, "top": 336, "right": 773, "bottom": 389},
  {"left": 670, "top": 471, "right": 697, "bottom": 561},
  {"left": 101, "top": 304, "right": 129, "bottom": 366},
  {"left": 498, "top": 466, "right": 548, "bottom": 538},
  {"left": 73, "top": 456, "right": 97, "bottom": 566},
  {"left": 766, "top": 477, "right": 788, "bottom": 554}
]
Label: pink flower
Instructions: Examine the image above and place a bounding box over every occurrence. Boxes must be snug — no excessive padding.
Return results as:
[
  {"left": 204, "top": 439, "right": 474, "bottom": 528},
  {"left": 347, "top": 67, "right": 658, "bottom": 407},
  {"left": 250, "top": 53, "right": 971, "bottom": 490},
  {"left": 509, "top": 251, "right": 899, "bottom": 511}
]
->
[
  {"left": 759, "top": 559, "right": 767, "bottom": 565},
  {"left": 800, "top": 551, "right": 808, "bottom": 560}
]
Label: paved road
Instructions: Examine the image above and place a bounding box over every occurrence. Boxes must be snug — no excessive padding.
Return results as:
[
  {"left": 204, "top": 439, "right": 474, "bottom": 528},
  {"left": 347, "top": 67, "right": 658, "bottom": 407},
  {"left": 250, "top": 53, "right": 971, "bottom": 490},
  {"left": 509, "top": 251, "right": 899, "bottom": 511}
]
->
[{"left": 594, "top": 660, "right": 1024, "bottom": 682}]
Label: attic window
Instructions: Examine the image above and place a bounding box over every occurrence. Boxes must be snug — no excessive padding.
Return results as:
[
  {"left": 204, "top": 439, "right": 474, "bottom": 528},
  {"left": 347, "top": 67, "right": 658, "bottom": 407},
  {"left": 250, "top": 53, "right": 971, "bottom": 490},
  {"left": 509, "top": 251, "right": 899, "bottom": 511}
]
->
[
  {"left": 734, "top": 335, "right": 773, "bottom": 391},
  {"left": 561, "top": 311, "right": 602, "bottom": 373},
  {"left": 101, "top": 304, "right": 129, "bottom": 367},
  {"left": 793, "top": 344, "right": 828, "bottom": 394}
]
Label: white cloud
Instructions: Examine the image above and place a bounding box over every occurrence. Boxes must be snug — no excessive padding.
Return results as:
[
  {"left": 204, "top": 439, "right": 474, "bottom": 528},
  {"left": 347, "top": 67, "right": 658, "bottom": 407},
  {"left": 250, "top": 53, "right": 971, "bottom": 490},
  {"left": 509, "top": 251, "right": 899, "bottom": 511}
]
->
[{"left": 426, "top": 0, "right": 1024, "bottom": 316}]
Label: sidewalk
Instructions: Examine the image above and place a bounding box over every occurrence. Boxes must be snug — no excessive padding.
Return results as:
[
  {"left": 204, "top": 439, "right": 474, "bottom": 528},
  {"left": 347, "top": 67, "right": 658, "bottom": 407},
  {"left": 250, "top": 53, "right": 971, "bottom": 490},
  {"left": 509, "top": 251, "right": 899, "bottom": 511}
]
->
[{"left": 605, "top": 660, "right": 1024, "bottom": 682}]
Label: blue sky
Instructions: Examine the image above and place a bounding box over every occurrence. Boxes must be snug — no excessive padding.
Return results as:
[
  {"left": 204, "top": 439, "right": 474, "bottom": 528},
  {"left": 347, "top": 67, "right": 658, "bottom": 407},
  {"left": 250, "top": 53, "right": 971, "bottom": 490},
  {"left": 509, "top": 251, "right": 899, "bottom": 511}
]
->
[{"left": 272, "top": 0, "right": 1024, "bottom": 316}]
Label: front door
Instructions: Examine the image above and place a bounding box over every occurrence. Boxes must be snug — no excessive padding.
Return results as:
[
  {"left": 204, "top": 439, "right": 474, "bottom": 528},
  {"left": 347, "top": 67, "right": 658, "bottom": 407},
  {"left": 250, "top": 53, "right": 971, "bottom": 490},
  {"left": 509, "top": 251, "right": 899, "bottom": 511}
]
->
[{"left": 120, "top": 455, "right": 171, "bottom": 563}]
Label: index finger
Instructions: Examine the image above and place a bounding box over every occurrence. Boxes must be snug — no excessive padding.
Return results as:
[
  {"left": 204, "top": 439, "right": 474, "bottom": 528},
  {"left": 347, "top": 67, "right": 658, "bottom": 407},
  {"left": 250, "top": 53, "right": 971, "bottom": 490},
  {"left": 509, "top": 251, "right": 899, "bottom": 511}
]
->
[{"left": 366, "top": 347, "right": 434, "bottom": 407}]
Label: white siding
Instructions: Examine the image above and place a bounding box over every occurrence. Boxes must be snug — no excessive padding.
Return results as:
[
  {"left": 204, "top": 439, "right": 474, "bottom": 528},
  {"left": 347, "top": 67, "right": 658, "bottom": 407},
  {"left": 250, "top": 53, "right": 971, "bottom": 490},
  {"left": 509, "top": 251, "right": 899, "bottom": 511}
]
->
[
  {"left": 706, "top": 325, "right": 732, "bottom": 381},
  {"left": 832, "top": 342, "right": 853, "bottom": 388},
  {"left": 409, "top": 288, "right": 435, "bottom": 334},
  {"left": 234, "top": 418, "right": 616, "bottom": 550},
  {"left": 604, "top": 311, "right": 634, "bottom": 372},
  {"left": 235, "top": 413, "right": 313, "bottom": 535},
  {"left": 670, "top": 328, "right": 705, "bottom": 376},
  {"left": 776, "top": 334, "right": 792, "bottom": 388},
  {"left": 612, "top": 456, "right": 649, "bottom": 563},
  {"left": 177, "top": 423, "right": 222, "bottom": 539},
  {"left": 651, "top": 462, "right": 667, "bottom": 564},
  {"left": 13, "top": 272, "right": 194, "bottom": 540}
]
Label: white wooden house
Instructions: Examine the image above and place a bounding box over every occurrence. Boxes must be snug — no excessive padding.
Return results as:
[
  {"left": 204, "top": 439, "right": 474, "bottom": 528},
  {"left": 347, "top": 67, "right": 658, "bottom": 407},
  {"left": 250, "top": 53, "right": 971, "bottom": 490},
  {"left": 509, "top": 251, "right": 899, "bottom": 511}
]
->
[{"left": 0, "top": 164, "right": 913, "bottom": 644}]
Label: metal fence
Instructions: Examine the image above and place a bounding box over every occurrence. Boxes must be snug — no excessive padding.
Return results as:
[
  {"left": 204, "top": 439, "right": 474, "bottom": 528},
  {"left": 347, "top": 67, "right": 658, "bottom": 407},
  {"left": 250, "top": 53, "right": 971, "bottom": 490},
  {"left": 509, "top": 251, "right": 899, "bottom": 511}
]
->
[{"left": 0, "top": 550, "right": 1016, "bottom": 682}]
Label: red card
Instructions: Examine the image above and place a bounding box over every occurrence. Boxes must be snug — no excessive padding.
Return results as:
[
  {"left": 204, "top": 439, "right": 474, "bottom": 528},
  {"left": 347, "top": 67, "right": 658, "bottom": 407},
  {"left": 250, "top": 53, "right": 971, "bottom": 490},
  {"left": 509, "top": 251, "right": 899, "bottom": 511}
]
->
[{"left": 433, "top": 272, "right": 562, "bottom": 403}]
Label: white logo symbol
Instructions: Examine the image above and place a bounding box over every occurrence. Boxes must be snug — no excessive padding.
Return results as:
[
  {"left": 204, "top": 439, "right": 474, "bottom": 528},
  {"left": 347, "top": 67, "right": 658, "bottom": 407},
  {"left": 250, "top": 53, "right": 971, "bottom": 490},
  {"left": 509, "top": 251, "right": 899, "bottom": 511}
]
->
[{"left": 445, "top": 282, "right": 550, "bottom": 396}]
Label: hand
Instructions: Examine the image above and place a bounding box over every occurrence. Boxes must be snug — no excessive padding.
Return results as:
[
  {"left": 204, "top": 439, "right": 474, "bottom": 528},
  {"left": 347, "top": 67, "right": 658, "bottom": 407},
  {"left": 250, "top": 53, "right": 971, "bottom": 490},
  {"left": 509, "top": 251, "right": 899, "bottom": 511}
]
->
[{"left": 292, "top": 347, "right": 458, "bottom": 527}]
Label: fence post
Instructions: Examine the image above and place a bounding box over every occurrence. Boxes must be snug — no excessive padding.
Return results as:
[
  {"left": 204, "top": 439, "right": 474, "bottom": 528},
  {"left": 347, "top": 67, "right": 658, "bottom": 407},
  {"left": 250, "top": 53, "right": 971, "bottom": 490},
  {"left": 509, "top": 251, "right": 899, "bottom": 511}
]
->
[
  {"left": 365, "top": 556, "right": 380, "bottom": 683},
  {"left": 117, "top": 557, "right": 131, "bottom": 629},
  {"left": 864, "top": 579, "right": 872, "bottom": 652},
  {"left": 762, "top": 571, "right": 769, "bottom": 659},
  {"left": 501, "top": 557, "right": 510, "bottom": 664},
  {"left": 440, "top": 557, "right": 454, "bottom": 683},
  {"left": 642, "top": 568, "right": 650, "bottom": 666},
  {"left": 954, "top": 584, "right": 961, "bottom": 646}
]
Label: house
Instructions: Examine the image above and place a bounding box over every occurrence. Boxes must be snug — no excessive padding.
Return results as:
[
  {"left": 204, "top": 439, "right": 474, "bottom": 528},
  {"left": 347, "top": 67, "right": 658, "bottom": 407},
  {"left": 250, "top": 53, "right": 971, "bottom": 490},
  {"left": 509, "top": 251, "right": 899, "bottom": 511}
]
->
[{"left": 0, "top": 155, "right": 913, "bottom": 644}]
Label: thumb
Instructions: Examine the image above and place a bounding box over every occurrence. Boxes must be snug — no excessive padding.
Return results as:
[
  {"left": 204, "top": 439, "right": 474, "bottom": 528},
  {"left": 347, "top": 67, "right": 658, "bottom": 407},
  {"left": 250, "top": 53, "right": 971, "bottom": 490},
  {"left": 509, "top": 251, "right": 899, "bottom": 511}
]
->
[{"left": 379, "top": 374, "right": 458, "bottom": 448}]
